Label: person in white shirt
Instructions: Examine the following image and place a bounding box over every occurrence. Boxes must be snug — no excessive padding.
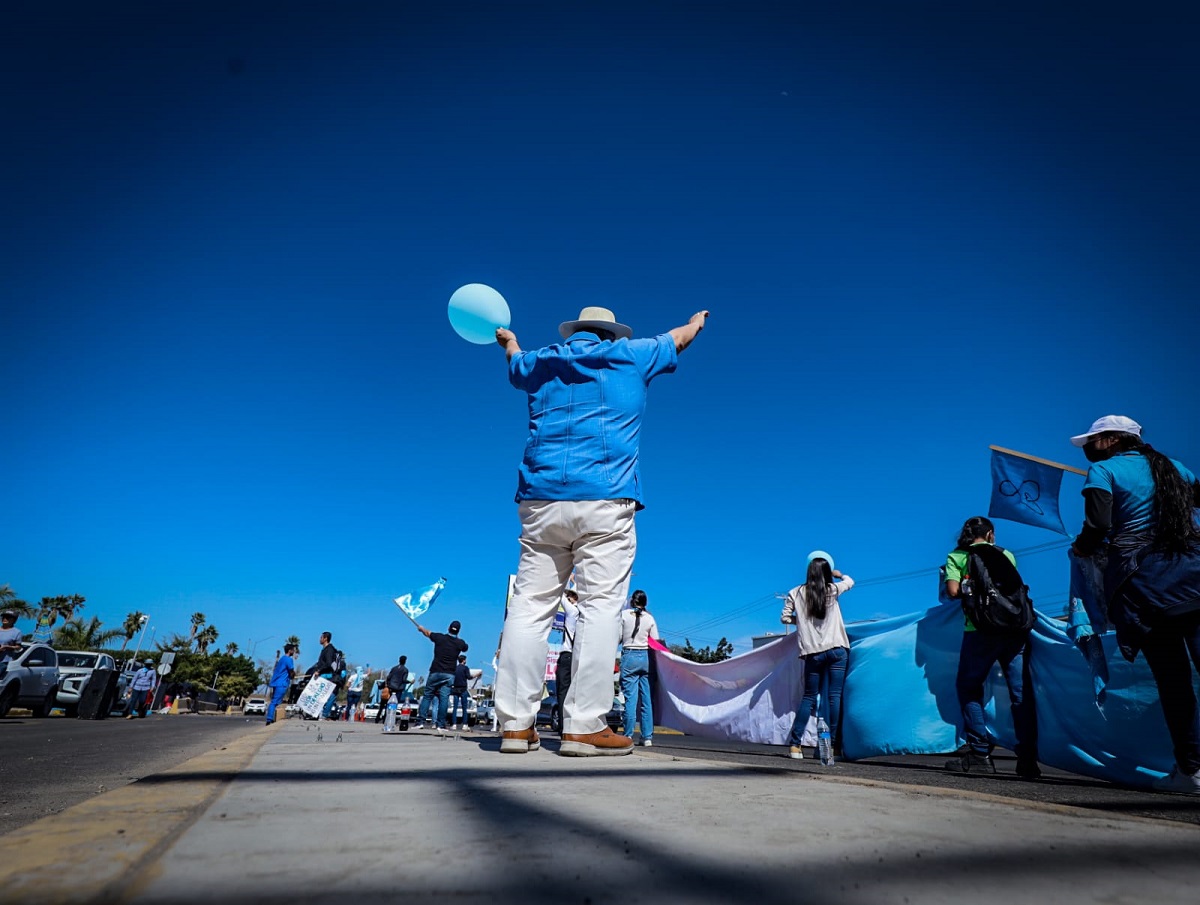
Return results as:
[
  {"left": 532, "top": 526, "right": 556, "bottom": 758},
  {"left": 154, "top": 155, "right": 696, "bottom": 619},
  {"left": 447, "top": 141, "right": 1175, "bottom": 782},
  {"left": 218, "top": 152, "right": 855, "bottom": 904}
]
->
[
  {"left": 619, "top": 590, "right": 660, "bottom": 746},
  {"left": 780, "top": 554, "right": 854, "bottom": 761}
]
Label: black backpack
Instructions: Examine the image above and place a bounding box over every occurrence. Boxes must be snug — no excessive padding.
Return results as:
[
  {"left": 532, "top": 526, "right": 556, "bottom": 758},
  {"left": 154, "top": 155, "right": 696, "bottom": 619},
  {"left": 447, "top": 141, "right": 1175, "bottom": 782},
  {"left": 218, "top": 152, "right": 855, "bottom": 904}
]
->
[
  {"left": 962, "top": 544, "right": 1035, "bottom": 635},
  {"left": 329, "top": 648, "right": 348, "bottom": 687}
]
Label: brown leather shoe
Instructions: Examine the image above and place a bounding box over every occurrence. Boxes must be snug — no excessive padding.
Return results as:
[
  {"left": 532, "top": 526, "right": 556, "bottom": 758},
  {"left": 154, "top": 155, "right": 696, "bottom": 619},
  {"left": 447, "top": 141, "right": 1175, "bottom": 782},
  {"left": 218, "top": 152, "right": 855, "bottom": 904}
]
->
[
  {"left": 500, "top": 726, "right": 540, "bottom": 753},
  {"left": 559, "top": 727, "right": 635, "bottom": 757}
]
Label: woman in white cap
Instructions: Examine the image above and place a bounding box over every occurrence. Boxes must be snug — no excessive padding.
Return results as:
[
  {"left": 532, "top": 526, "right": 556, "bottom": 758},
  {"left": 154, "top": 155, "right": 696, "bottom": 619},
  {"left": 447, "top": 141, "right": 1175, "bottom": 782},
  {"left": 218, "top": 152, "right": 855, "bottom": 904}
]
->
[
  {"left": 780, "top": 553, "right": 853, "bottom": 760},
  {"left": 1069, "top": 415, "right": 1200, "bottom": 794}
]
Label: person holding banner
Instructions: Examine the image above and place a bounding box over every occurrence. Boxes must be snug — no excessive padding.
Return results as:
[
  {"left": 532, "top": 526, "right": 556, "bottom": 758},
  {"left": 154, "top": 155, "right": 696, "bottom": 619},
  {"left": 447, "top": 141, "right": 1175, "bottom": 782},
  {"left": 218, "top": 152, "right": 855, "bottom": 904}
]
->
[
  {"left": 1069, "top": 415, "right": 1200, "bottom": 795},
  {"left": 780, "top": 555, "right": 853, "bottom": 760},
  {"left": 492, "top": 306, "right": 709, "bottom": 756}
]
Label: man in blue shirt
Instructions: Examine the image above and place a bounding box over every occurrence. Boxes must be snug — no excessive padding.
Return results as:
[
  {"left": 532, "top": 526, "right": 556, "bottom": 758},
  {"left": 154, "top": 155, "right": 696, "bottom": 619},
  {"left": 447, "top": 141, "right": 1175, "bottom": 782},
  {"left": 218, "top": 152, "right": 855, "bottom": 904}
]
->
[
  {"left": 126, "top": 660, "right": 159, "bottom": 719},
  {"left": 266, "top": 643, "right": 296, "bottom": 725},
  {"left": 493, "top": 305, "right": 708, "bottom": 756}
]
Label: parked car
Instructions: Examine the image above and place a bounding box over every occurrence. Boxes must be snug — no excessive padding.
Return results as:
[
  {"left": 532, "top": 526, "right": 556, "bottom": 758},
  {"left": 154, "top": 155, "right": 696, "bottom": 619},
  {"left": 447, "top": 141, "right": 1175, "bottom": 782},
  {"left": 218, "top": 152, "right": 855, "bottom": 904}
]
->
[
  {"left": 243, "top": 696, "right": 268, "bottom": 716},
  {"left": 476, "top": 698, "right": 495, "bottom": 724},
  {"left": 363, "top": 702, "right": 381, "bottom": 721},
  {"left": 55, "top": 651, "right": 121, "bottom": 718},
  {"left": 0, "top": 643, "right": 61, "bottom": 718},
  {"left": 538, "top": 683, "right": 624, "bottom": 732}
]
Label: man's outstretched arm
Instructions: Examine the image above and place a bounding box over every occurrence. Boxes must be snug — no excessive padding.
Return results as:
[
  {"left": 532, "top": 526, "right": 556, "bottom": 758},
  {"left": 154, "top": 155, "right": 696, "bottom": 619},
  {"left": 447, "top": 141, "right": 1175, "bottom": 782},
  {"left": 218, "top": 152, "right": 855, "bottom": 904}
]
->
[
  {"left": 495, "top": 327, "right": 522, "bottom": 361},
  {"left": 668, "top": 310, "right": 709, "bottom": 353}
]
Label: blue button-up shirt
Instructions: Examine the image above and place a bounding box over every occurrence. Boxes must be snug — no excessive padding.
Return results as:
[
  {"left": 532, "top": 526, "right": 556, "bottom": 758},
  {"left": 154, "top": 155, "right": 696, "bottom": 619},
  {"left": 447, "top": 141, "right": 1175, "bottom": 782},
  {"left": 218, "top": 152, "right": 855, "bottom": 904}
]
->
[{"left": 509, "top": 332, "right": 678, "bottom": 507}]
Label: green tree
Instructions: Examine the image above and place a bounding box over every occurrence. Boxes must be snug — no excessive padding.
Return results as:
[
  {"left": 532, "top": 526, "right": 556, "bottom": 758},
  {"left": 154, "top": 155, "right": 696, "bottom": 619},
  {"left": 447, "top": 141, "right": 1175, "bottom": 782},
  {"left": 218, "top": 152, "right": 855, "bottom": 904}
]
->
[
  {"left": 217, "top": 673, "right": 255, "bottom": 701},
  {"left": 669, "top": 637, "right": 734, "bottom": 664},
  {"left": 120, "top": 611, "right": 147, "bottom": 651},
  {"left": 155, "top": 632, "right": 194, "bottom": 653},
  {"left": 224, "top": 641, "right": 239, "bottom": 656},
  {"left": 54, "top": 616, "right": 123, "bottom": 650}
]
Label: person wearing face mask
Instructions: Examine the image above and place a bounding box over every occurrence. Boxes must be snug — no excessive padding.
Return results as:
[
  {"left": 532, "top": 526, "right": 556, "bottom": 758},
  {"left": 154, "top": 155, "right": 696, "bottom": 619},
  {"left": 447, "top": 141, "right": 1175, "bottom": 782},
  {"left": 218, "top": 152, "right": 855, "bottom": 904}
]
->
[
  {"left": 1069, "top": 415, "right": 1200, "bottom": 795},
  {"left": 619, "top": 590, "right": 660, "bottom": 746}
]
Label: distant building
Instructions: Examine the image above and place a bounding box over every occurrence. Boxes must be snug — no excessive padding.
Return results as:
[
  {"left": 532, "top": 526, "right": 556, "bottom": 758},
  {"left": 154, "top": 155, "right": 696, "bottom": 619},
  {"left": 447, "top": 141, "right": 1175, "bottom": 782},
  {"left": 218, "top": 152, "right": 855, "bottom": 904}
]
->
[{"left": 752, "top": 632, "right": 788, "bottom": 649}]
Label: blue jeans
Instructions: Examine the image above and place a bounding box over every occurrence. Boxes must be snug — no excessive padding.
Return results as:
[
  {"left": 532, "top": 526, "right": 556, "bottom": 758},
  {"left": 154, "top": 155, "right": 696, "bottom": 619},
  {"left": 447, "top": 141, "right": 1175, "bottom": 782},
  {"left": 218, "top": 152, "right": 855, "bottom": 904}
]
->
[
  {"left": 344, "top": 692, "right": 361, "bottom": 720},
  {"left": 1139, "top": 609, "right": 1200, "bottom": 774},
  {"left": 319, "top": 674, "right": 337, "bottom": 718},
  {"left": 788, "top": 646, "right": 848, "bottom": 747},
  {"left": 955, "top": 631, "right": 1037, "bottom": 765},
  {"left": 448, "top": 689, "right": 470, "bottom": 726},
  {"left": 418, "top": 672, "right": 454, "bottom": 728},
  {"left": 266, "top": 685, "right": 288, "bottom": 722},
  {"left": 620, "top": 649, "right": 653, "bottom": 739}
]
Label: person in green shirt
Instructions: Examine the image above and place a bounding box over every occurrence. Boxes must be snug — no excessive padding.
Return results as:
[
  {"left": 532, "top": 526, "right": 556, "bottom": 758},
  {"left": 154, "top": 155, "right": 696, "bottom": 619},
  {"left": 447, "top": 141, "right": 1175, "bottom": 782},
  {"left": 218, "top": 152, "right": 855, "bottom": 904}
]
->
[{"left": 943, "top": 516, "right": 1040, "bottom": 779}]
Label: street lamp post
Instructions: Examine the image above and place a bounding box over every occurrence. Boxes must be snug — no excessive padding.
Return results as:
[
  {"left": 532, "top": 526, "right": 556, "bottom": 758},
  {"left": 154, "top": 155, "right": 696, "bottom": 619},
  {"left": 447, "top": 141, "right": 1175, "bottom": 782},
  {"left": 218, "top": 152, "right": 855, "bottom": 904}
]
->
[{"left": 129, "top": 615, "right": 151, "bottom": 668}]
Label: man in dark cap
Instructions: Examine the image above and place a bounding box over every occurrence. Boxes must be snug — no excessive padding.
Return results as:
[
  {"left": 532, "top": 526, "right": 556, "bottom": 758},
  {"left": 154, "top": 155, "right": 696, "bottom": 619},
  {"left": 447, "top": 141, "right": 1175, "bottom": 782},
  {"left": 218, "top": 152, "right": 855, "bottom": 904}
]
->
[{"left": 415, "top": 620, "right": 468, "bottom": 732}]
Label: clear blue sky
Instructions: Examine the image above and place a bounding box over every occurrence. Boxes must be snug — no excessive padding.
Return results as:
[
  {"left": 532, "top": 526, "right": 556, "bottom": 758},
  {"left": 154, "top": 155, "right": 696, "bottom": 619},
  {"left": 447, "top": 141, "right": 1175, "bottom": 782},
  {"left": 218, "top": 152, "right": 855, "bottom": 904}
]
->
[{"left": 4, "top": 2, "right": 1198, "bottom": 679}]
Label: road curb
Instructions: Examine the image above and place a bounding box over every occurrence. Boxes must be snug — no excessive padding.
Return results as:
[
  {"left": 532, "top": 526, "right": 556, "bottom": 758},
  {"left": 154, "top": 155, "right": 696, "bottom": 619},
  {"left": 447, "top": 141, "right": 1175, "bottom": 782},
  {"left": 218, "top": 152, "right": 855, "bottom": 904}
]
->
[{"left": 0, "top": 723, "right": 278, "bottom": 904}]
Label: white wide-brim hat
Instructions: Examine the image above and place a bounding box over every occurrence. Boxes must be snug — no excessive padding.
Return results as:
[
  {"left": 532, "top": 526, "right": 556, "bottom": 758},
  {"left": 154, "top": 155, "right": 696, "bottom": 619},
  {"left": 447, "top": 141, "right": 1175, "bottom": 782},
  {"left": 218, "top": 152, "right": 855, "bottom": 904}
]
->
[
  {"left": 559, "top": 306, "right": 633, "bottom": 341},
  {"left": 1070, "top": 414, "right": 1142, "bottom": 447}
]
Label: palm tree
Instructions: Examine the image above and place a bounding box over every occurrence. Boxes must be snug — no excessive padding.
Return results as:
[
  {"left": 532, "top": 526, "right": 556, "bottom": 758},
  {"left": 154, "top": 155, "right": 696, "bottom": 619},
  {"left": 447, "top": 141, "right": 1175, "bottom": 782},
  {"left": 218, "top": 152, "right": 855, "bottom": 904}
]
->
[
  {"left": 188, "top": 612, "right": 206, "bottom": 646},
  {"left": 224, "top": 641, "right": 239, "bottom": 656},
  {"left": 195, "top": 624, "right": 219, "bottom": 655},
  {"left": 54, "top": 616, "right": 123, "bottom": 651},
  {"left": 120, "top": 611, "right": 147, "bottom": 651},
  {"left": 36, "top": 594, "right": 86, "bottom": 631},
  {"left": 0, "top": 585, "right": 36, "bottom": 619}
]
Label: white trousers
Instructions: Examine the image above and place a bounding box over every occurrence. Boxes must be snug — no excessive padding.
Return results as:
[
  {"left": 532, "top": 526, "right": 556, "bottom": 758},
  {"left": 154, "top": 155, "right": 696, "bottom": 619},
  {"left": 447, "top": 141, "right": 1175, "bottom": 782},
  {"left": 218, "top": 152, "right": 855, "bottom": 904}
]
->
[{"left": 495, "top": 499, "right": 637, "bottom": 735}]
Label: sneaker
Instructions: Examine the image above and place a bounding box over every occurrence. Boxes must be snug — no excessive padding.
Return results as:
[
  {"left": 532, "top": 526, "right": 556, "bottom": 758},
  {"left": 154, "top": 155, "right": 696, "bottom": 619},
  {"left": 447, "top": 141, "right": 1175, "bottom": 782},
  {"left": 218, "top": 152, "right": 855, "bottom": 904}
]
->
[
  {"left": 945, "top": 751, "right": 996, "bottom": 774},
  {"left": 1152, "top": 766, "right": 1200, "bottom": 794},
  {"left": 500, "top": 726, "right": 540, "bottom": 753},
  {"left": 642, "top": 738, "right": 653, "bottom": 747},
  {"left": 559, "top": 727, "right": 635, "bottom": 757},
  {"left": 788, "top": 746, "right": 804, "bottom": 760}
]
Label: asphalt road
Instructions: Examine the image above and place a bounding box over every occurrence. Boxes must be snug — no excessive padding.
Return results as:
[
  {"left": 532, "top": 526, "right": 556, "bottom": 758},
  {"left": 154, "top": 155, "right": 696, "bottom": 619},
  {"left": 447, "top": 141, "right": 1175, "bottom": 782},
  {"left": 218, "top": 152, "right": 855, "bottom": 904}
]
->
[
  {"left": 643, "top": 734, "right": 1200, "bottom": 826},
  {"left": 0, "top": 712, "right": 266, "bottom": 835}
]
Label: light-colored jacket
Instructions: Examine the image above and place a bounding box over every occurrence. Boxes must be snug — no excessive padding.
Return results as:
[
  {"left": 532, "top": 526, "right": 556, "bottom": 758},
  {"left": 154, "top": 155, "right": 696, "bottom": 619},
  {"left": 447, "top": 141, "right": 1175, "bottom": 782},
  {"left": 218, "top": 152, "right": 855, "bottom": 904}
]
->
[
  {"left": 620, "top": 608, "right": 660, "bottom": 650},
  {"left": 780, "top": 576, "right": 854, "bottom": 656}
]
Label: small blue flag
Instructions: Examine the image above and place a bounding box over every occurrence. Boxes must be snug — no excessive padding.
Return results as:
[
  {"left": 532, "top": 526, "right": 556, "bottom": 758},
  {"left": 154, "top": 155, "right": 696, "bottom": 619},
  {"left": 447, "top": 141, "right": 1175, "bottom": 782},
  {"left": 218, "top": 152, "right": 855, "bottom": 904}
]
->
[{"left": 987, "top": 449, "right": 1068, "bottom": 535}]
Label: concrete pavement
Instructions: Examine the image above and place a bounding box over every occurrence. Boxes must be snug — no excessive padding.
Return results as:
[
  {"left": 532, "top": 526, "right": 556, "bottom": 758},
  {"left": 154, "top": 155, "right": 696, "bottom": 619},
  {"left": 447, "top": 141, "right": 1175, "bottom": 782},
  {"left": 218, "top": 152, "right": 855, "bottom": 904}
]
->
[{"left": 2, "top": 719, "right": 1199, "bottom": 904}]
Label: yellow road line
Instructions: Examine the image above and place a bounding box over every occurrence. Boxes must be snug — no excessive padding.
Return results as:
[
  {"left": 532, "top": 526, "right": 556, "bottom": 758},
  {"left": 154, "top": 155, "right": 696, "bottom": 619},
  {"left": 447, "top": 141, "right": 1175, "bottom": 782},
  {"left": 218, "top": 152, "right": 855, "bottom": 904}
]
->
[{"left": 0, "top": 725, "right": 277, "bottom": 904}]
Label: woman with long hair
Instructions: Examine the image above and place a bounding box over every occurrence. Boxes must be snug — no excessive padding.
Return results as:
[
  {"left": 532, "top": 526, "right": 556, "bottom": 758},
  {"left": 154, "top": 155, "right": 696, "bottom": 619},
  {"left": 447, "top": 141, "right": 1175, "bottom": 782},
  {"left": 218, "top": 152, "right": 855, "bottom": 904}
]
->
[
  {"left": 780, "top": 555, "right": 853, "bottom": 760},
  {"left": 1070, "top": 415, "right": 1200, "bottom": 794},
  {"left": 619, "top": 589, "right": 660, "bottom": 746}
]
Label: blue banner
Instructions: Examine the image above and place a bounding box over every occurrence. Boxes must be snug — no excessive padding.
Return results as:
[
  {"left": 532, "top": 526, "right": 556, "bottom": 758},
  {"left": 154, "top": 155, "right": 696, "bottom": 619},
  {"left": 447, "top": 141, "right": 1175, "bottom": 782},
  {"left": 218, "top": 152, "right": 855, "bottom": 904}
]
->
[{"left": 987, "top": 449, "right": 1067, "bottom": 534}]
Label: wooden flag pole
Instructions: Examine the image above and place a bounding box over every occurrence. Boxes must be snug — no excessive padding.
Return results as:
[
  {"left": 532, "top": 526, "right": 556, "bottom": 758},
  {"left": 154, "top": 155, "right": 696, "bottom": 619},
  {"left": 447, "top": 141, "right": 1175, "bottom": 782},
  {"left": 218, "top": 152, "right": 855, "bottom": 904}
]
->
[{"left": 989, "top": 445, "right": 1087, "bottom": 476}]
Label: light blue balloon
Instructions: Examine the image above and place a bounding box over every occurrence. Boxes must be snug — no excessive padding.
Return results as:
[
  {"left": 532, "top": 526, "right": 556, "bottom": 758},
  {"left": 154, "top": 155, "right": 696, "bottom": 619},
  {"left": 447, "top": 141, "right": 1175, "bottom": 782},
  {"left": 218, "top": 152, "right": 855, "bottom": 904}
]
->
[{"left": 448, "top": 283, "right": 511, "bottom": 345}]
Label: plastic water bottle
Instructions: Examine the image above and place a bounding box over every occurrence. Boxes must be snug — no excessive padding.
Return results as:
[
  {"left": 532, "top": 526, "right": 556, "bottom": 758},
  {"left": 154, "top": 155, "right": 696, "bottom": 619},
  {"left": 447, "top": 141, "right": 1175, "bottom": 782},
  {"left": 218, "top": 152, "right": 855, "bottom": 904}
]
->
[
  {"left": 384, "top": 697, "right": 397, "bottom": 733},
  {"left": 817, "top": 718, "right": 834, "bottom": 766}
]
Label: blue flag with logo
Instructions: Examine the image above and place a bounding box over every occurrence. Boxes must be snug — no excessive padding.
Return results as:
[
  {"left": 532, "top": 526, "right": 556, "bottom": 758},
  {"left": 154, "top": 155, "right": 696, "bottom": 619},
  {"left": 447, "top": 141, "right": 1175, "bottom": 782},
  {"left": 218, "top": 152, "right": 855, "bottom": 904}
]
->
[
  {"left": 393, "top": 577, "right": 447, "bottom": 620},
  {"left": 987, "top": 449, "right": 1068, "bottom": 534}
]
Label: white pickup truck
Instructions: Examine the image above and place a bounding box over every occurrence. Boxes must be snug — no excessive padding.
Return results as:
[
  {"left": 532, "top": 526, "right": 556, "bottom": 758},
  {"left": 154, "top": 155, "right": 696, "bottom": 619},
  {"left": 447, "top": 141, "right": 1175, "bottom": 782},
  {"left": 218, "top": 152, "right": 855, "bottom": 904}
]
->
[{"left": 56, "top": 650, "right": 126, "bottom": 717}]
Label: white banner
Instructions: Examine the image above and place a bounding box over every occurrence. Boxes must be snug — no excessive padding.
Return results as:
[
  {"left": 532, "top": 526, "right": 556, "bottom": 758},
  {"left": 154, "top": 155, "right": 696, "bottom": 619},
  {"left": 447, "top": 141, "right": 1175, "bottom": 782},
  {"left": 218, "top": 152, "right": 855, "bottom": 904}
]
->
[{"left": 297, "top": 676, "right": 336, "bottom": 718}]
